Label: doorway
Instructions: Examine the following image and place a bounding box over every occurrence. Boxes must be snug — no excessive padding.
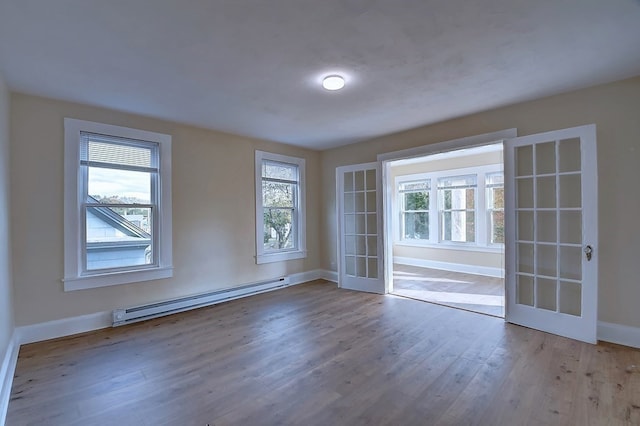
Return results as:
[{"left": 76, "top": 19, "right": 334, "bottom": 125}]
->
[
  {"left": 338, "top": 126, "right": 597, "bottom": 343},
  {"left": 385, "top": 144, "right": 506, "bottom": 317}
]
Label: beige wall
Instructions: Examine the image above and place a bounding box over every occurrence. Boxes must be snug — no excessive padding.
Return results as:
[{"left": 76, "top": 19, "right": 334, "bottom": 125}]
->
[
  {"left": 321, "top": 75, "right": 640, "bottom": 328},
  {"left": 0, "top": 74, "right": 14, "bottom": 354},
  {"left": 391, "top": 150, "right": 503, "bottom": 269},
  {"left": 394, "top": 245, "right": 503, "bottom": 269},
  {"left": 10, "top": 93, "right": 321, "bottom": 326}
]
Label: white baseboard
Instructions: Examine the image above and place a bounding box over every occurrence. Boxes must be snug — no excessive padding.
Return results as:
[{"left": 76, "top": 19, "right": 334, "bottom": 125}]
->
[
  {"left": 394, "top": 256, "right": 504, "bottom": 278},
  {"left": 16, "top": 311, "right": 112, "bottom": 345},
  {"left": 320, "top": 269, "right": 338, "bottom": 283},
  {"left": 289, "top": 269, "right": 337, "bottom": 284},
  {"left": 598, "top": 321, "right": 640, "bottom": 349},
  {"left": 14, "top": 269, "right": 330, "bottom": 345},
  {"left": 1, "top": 331, "right": 19, "bottom": 426},
  {"left": 288, "top": 269, "right": 324, "bottom": 285}
]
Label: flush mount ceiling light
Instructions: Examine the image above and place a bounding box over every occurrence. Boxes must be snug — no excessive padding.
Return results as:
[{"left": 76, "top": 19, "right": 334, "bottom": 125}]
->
[{"left": 322, "top": 75, "right": 345, "bottom": 91}]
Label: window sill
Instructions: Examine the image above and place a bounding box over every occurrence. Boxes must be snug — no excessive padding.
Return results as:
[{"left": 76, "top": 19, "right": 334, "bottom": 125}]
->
[
  {"left": 63, "top": 266, "right": 174, "bottom": 291},
  {"left": 256, "top": 250, "right": 307, "bottom": 264},
  {"left": 395, "top": 241, "right": 504, "bottom": 253}
]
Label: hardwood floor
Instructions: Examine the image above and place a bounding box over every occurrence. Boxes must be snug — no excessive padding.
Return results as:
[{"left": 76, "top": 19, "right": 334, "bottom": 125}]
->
[
  {"left": 393, "top": 264, "right": 504, "bottom": 317},
  {"left": 7, "top": 281, "right": 640, "bottom": 425}
]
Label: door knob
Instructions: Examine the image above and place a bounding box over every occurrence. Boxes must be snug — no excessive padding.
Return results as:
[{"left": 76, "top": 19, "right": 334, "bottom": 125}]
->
[{"left": 584, "top": 245, "right": 593, "bottom": 261}]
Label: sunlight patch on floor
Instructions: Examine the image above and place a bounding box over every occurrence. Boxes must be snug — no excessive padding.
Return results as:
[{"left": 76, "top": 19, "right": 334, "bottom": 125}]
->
[
  {"left": 393, "top": 288, "right": 503, "bottom": 306},
  {"left": 392, "top": 275, "right": 471, "bottom": 285}
]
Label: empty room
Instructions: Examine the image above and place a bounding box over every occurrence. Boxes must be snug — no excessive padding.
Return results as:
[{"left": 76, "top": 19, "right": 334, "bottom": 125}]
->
[{"left": 1, "top": 1, "right": 640, "bottom": 425}]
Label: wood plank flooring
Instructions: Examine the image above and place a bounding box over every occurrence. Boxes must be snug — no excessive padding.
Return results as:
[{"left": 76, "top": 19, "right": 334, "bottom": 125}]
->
[
  {"left": 393, "top": 264, "right": 504, "bottom": 317},
  {"left": 7, "top": 281, "right": 640, "bottom": 425}
]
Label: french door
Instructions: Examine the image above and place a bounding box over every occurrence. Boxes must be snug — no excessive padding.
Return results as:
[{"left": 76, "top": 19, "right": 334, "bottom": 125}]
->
[
  {"left": 337, "top": 162, "right": 385, "bottom": 294},
  {"left": 505, "top": 124, "right": 598, "bottom": 343}
]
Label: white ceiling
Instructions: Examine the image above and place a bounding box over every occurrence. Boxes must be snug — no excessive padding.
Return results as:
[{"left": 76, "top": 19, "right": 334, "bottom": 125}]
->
[{"left": 1, "top": 1, "right": 639, "bottom": 150}]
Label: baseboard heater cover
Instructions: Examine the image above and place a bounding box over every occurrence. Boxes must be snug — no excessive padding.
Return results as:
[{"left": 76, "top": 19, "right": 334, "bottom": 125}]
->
[{"left": 112, "top": 276, "right": 290, "bottom": 326}]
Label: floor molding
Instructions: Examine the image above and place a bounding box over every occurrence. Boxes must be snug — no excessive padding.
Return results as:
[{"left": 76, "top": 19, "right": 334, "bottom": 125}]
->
[
  {"left": 0, "top": 331, "right": 19, "bottom": 426},
  {"left": 290, "top": 269, "right": 337, "bottom": 284},
  {"left": 15, "top": 270, "right": 331, "bottom": 346},
  {"left": 320, "top": 269, "right": 338, "bottom": 283},
  {"left": 598, "top": 321, "right": 640, "bottom": 349},
  {"left": 394, "top": 256, "right": 504, "bottom": 278},
  {"left": 16, "top": 311, "right": 112, "bottom": 345},
  {"left": 288, "top": 269, "right": 324, "bottom": 285}
]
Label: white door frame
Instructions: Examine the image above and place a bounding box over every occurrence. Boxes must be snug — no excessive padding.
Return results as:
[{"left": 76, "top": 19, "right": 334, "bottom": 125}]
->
[{"left": 378, "top": 129, "right": 518, "bottom": 294}]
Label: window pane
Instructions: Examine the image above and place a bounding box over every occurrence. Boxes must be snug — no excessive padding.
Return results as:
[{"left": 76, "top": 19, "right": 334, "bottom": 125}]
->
[
  {"left": 441, "top": 211, "right": 475, "bottom": 242},
  {"left": 490, "top": 187, "right": 504, "bottom": 209},
  {"left": 441, "top": 188, "right": 474, "bottom": 210},
  {"left": 262, "top": 161, "right": 297, "bottom": 180},
  {"left": 404, "top": 191, "right": 429, "bottom": 211},
  {"left": 486, "top": 172, "right": 504, "bottom": 187},
  {"left": 399, "top": 181, "right": 430, "bottom": 192},
  {"left": 491, "top": 210, "right": 504, "bottom": 244},
  {"left": 437, "top": 175, "right": 476, "bottom": 189},
  {"left": 263, "top": 181, "right": 294, "bottom": 208},
  {"left": 86, "top": 206, "right": 152, "bottom": 271},
  {"left": 263, "top": 208, "right": 295, "bottom": 251},
  {"left": 88, "top": 167, "right": 152, "bottom": 204},
  {"left": 84, "top": 136, "right": 153, "bottom": 169},
  {"left": 403, "top": 212, "right": 429, "bottom": 240},
  {"left": 465, "top": 188, "right": 475, "bottom": 209}
]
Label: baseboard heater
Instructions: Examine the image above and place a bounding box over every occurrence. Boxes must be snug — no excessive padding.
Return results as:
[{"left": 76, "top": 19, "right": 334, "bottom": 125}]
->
[{"left": 112, "top": 276, "right": 291, "bottom": 326}]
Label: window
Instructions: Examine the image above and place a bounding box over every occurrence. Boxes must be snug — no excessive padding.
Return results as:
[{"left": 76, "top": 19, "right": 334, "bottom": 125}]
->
[
  {"left": 395, "top": 164, "right": 503, "bottom": 249},
  {"left": 486, "top": 172, "right": 505, "bottom": 244},
  {"left": 438, "top": 175, "right": 477, "bottom": 243},
  {"left": 64, "top": 119, "right": 172, "bottom": 290},
  {"left": 255, "top": 151, "right": 306, "bottom": 264},
  {"left": 399, "top": 180, "right": 430, "bottom": 240}
]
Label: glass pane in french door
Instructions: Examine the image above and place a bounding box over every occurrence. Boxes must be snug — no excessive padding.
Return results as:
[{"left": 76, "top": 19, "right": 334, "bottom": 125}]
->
[
  {"left": 343, "top": 169, "right": 378, "bottom": 279},
  {"left": 514, "top": 138, "right": 583, "bottom": 316}
]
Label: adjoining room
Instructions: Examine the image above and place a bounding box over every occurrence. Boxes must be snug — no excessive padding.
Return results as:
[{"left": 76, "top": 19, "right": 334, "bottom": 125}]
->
[{"left": 387, "top": 144, "right": 505, "bottom": 317}]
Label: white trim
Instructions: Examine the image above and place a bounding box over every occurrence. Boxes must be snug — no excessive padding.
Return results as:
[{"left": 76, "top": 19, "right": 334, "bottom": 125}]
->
[
  {"left": 15, "top": 269, "right": 330, "bottom": 344},
  {"left": 255, "top": 150, "right": 307, "bottom": 264},
  {"left": 394, "top": 256, "right": 504, "bottom": 278},
  {"left": 63, "top": 118, "right": 173, "bottom": 291},
  {"left": 16, "top": 312, "right": 112, "bottom": 345},
  {"left": 381, "top": 130, "right": 515, "bottom": 295},
  {"left": 377, "top": 129, "right": 517, "bottom": 162},
  {"left": 256, "top": 250, "right": 307, "bottom": 264},
  {"left": 63, "top": 267, "right": 174, "bottom": 291},
  {"left": 321, "top": 269, "right": 339, "bottom": 283},
  {"left": 0, "top": 332, "right": 19, "bottom": 426},
  {"left": 597, "top": 321, "right": 640, "bottom": 349},
  {"left": 287, "top": 269, "right": 325, "bottom": 285},
  {"left": 395, "top": 241, "right": 503, "bottom": 253}
]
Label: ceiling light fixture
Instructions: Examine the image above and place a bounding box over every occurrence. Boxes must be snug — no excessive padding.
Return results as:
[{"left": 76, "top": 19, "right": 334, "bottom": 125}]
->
[{"left": 322, "top": 75, "right": 345, "bottom": 91}]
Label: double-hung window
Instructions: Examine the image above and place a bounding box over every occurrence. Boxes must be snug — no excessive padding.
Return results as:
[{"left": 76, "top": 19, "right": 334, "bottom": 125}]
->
[
  {"left": 486, "top": 172, "right": 505, "bottom": 244},
  {"left": 255, "top": 151, "right": 306, "bottom": 264},
  {"left": 399, "top": 180, "right": 430, "bottom": 240},
  {"left": 396, "top": 165, "right": 503, "bottom": 248},
  {"left": 64, "top": 119, "right": 172, "bottom": 290},
  {"left": 438, "top": 175, "right": 477, "bottom": 243}
]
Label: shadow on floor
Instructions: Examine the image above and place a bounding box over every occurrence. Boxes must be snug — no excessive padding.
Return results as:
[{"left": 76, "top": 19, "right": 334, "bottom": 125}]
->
[{"left": 392, "top": 264, "right": 504, "bottom": 317}]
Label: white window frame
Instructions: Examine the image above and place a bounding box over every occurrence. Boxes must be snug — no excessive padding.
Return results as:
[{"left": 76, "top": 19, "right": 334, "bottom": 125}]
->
[
  {"left": 394, "top": 164, "right": 503, "bottom": 251},
  {"left": 486, "top": 172, "right": 505, "bottom": 246},
  {"left": 437, "top": 174, "right": 478, "bottom": 244},
  {"left": 398, "top": 180, "right": 431, "bottom": 241},
  {"left": 64, "top": 118, "right": 173, "bottom": 291},
  {"left": 255, "top": 151, "right": 306, "bottom": 264}
]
